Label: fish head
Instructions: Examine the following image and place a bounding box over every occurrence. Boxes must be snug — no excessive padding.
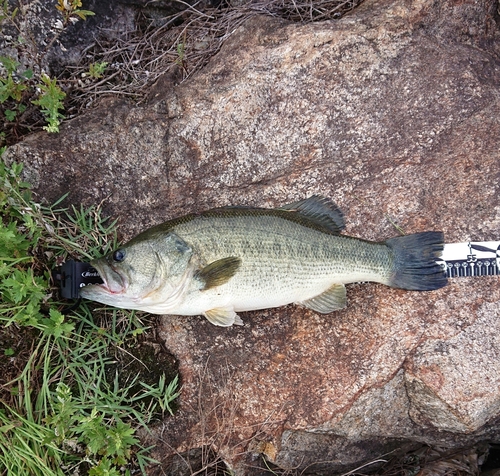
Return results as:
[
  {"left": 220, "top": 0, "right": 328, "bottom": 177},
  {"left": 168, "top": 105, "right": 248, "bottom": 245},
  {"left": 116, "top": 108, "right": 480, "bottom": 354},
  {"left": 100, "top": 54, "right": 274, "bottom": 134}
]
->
[{"left": 80, "top": 231, "right": 194, "bottom": 311}]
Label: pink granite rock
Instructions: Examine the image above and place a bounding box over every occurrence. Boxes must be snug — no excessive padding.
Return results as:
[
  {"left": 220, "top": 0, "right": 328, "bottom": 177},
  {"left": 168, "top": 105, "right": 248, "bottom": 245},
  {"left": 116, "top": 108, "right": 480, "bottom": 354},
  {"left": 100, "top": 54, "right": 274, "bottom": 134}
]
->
[{"left": 5, "top": 0, "right": 500, "bottom": 473}]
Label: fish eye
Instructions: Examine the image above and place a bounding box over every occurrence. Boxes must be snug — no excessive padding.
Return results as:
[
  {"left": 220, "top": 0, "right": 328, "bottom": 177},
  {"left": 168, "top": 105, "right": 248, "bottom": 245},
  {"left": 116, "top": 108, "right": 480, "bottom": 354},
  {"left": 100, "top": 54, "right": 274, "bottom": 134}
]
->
[{"left": 112, "top": 249, "right": 126, "bottom": 262}]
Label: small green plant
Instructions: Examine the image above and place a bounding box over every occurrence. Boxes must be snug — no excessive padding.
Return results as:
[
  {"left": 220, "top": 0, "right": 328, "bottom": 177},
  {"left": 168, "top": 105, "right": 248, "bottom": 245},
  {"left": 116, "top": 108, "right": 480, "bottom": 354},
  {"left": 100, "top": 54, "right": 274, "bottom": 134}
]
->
[
  {"left": 176, "top": 41, "right": 186, "bottom": 66},
  {"left": 31, "top": 74, "right": 66, "bottom": 133},
  {"left": 174, "top": 30, "right": 188, "bottom": 75},
  {"left": 0, "top": 0, "right": 14, "bottom": 22},
  {"left": 0, "top": 56, "right": 32, "bottom": 125},
  {"left": 0, "top": 57, "right": 30, "bottom": 102},
  {"left": 55, "top": 0, "right": 95, "bottom": 24},
  {"left": 0, "top": 0, "right": 95, "bottom": 140},
  {"left": 0, "top": 159, "right": 179, "bottom": 475},
  {"left": 87, "top": 61, "right": 109, "bottom": 79}
]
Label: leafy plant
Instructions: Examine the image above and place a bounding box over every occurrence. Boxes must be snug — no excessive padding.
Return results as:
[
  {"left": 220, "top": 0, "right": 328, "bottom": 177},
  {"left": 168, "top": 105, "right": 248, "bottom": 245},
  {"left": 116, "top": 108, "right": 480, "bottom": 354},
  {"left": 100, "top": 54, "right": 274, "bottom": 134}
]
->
[
  {"left": 175, "top": 31, "right": 188, "bottom": 74},
  {"left": 0, "top": 56, "right": 33, "bottom": 126},
  {"left": 31, "top": 74, "right": 66, "bottom": 133},
  {"left": 55, "top": 0, "right": 95, "bottom": 24},
  {"left": 0, "top": 0, "right": 95, "bottom": 140},
  {"left": 0, "top": 159, "right": 179, "bottom": 475},
  {"left": 0, "top": 57, "right": 28, "bottom": 102},
  {"left": 87, "top": 61, "right": 108, "bottom": 79}
]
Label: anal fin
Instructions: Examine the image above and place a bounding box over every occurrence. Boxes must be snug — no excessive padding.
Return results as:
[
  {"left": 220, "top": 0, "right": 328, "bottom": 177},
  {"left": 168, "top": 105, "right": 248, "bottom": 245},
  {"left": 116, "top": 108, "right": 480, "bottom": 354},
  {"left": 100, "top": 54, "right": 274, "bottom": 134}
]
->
[
  {"left": 299, "top": 283, "right": 347, "bottom": 314},
  {"left": 204, "top": 307, "right": 243, "bottom": 327}
]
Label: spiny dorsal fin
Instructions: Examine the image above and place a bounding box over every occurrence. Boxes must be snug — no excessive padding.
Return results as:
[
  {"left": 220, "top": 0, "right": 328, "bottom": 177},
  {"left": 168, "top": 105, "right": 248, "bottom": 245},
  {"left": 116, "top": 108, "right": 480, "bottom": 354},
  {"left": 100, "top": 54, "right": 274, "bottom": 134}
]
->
[
  {"left": 197, "top": 257, "right": 242, "bottom": 290},
  {"left": 299, "top": 283, "right": 347, "bottom": 313},
  {"left": 204, "top": 307, "right": 243, "bottom": 326},
  {"left": 279, "top": 196, "right": 345, "bottom": 234}
]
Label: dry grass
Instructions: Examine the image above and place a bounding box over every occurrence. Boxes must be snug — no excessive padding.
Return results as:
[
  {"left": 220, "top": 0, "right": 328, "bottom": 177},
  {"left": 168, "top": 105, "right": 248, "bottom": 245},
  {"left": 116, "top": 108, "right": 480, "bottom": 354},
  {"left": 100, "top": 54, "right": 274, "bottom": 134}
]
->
[
  {"left": 149, "top": 359, "right": 288, "bottom": 475},
  {"left": 63, "top": 0, "right": 363, "bottom": 116},
  {"left": 378, "top": 445, "right": 488, "bottom": 476}
]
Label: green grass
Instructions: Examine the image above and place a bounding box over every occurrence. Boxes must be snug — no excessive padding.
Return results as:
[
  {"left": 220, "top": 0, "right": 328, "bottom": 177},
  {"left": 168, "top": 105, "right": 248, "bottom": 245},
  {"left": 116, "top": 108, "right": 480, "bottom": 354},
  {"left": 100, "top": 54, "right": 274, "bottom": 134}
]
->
[{"left": 0, "top": 156, "right": 179, "bottom": 475}]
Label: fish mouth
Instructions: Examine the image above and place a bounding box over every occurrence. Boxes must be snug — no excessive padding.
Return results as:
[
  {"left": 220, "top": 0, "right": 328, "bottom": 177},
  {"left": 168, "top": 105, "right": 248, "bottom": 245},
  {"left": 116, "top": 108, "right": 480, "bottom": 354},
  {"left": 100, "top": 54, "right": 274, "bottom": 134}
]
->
[{"left": 88, "top": 260, "right": 127, "bottom": 295}]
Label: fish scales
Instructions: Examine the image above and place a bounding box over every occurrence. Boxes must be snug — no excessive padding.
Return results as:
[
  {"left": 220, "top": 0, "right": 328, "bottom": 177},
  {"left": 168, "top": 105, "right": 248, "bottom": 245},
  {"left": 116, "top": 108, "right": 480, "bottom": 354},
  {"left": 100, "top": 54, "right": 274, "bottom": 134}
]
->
[
  {"left": 175, "top": 214, "right": 391, "bottom": 287},
  {"left": 160, "top": 215, "right": 379, "bottom": 315},
  {"left": 80, "top": 196, "right": 446, "bottom": 326}
]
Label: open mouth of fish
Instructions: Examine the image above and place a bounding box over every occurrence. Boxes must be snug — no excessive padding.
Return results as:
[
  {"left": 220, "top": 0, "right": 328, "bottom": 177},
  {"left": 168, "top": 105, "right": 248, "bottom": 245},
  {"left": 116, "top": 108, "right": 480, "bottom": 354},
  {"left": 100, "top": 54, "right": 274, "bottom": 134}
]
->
[{"left": 91, "top": 262, "right": 127, "bottom": 294}]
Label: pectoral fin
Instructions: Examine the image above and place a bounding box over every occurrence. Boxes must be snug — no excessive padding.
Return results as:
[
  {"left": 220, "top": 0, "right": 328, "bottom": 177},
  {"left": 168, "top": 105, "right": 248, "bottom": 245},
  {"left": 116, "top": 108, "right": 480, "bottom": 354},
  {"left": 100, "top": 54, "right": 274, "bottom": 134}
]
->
[
  {"left": 299, "top": 283, "right": 347, "bottom": 313},
  {"left": 204, "top": 307, "right": 243, "bottom": 327},
  {"left": 196, "top": 257, "right": 242, "bottom": 290}
]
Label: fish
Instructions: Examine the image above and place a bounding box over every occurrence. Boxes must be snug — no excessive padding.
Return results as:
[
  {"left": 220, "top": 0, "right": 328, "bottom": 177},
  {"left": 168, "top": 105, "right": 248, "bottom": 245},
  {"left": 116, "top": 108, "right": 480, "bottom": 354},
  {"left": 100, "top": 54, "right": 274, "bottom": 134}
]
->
[{"left": 79, "top": 196, "right": 447, "bottom": 326}]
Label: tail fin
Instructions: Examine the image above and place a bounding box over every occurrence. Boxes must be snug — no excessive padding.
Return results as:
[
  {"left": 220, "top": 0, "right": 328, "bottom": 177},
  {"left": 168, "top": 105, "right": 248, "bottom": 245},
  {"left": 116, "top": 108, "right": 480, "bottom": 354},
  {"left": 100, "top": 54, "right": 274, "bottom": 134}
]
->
[{"left": 385, "top": 231, "right": 447, "bottom": 291}]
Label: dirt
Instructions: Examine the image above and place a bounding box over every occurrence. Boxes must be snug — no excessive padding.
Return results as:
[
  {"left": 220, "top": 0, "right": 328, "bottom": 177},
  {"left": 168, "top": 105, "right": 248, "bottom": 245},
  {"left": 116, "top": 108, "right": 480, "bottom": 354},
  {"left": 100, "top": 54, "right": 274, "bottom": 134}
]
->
[{"left": 0, "top": 325, "right": 38, "bottom": 407}]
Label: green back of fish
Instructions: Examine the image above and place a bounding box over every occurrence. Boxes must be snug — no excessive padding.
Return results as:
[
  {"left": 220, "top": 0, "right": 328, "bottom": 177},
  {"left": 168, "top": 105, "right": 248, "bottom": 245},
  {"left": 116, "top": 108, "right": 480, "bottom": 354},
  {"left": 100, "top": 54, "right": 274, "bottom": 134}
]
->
[
  {"left": 128, "top": 205, "right": 393, "bottom": 286},
  {"left": 123, "top": 196, "right": 445, "bottom": 292}
]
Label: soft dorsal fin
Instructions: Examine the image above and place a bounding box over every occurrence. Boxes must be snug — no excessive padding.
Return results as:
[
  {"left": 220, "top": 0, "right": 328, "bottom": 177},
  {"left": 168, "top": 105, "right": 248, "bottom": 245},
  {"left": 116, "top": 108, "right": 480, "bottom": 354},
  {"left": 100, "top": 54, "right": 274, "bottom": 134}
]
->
[
  {"left": 279, "top": 196, "right": 345, "bottom": 234},
  {"left": 196, "top": 257, "right": 242, "bottom": 290}
]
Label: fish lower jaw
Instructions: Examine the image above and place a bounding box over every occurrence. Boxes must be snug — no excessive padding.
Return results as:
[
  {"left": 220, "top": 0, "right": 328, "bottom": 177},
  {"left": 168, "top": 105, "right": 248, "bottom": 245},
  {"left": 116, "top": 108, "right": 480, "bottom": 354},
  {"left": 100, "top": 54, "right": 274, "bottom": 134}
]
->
[
  {"left": 132, "top": 293, "right": 197, "bottom": 315},
  {"left": 98, "top": 282, "right": 125, "bottom": 295},
  {"left": 125, "top": 303, "right": 199, "bottom": 316}
]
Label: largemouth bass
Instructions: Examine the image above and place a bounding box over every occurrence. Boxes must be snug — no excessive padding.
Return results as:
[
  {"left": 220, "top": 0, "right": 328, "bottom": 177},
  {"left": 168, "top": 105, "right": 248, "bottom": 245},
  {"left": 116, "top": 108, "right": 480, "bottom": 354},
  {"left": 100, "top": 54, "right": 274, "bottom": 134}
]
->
[{"left": 80, "top": 196, "right": 447, "bottom": 326}]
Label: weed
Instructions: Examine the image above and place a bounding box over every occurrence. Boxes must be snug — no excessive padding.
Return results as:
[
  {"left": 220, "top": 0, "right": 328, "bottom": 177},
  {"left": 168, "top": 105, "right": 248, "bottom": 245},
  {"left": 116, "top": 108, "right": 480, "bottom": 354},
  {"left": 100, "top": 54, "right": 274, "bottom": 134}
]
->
[
  {"left": 0, "top": 0, "right": 95, "bottom": 140},
  {"left": 87, "top": 62, "right": 109, "bottom": 79},
  {"left": 0, "top": 56, "right": 31, "bottom": 103},
  {"left": 174, "top": 30, "right": 189, "bottom": 75},
  {"left": 55, "top": 0, "right": 95, "bottom": 24},
  {"left": 0, "top": 158, "right": 179, "bottom": 475},
  {"left": 31, "top": 74, "right": 66, "bottom": 133}
]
